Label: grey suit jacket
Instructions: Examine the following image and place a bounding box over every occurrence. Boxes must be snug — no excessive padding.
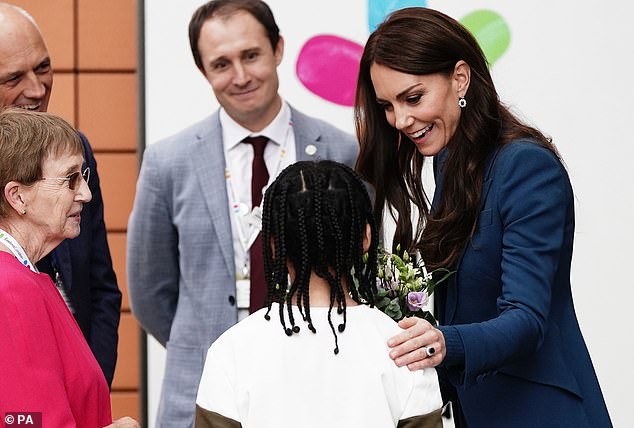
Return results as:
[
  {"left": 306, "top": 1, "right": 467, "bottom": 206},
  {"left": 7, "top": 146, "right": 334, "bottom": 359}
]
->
[{"left": 127, "top": 105, "right": 358, "bottom": 427}]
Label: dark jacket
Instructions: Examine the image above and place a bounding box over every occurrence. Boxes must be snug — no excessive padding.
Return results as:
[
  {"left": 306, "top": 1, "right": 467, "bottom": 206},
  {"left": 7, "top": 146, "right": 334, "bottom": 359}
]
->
[
  {"left": 37, "top": 132, "right": 121, "bottom": 388},
  {"left": 435, "top": 141, "right": 611, "bottom": 427}
]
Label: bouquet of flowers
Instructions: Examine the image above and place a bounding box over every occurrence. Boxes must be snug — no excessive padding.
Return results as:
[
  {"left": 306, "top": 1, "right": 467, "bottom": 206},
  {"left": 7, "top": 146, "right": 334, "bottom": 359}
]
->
[{"left": 370, "top": 246, "right": 453, "bottom": 324}]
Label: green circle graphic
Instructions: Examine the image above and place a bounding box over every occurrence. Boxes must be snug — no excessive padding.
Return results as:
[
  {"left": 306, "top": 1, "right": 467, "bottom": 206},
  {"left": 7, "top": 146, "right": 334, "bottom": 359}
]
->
[{"left": 460, "top": 10, "right": 511, "bottom": 65}]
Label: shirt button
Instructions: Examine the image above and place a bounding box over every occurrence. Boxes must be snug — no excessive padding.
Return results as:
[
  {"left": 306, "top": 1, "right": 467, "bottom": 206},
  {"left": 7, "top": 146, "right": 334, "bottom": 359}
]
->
[{"left": 228, "top": 295, "right": 236, "bottom": 306}]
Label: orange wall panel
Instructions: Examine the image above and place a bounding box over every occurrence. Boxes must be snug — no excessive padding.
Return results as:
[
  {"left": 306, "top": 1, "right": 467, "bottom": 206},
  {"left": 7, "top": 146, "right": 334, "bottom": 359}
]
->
[
  {"left": 78, "top": 0, "right": 137, "bottom": 70},
  {"left": 10, "top": 0, "right": 75, "bottom": 71},
  {"left": 111, "top": 392, "right": 140, "bottom": 422},
  {"left": 77, "top": 73, "right": 138, "bottom": 151},
  {"left": 112, "top": 312, "right": 140, "bottom": 390},
  {"left": 47, "top": 72, "right": 76, "bottom": 127},
  {"left": 108, "top": 232, "right": 130, "bottom": 311},
  {"left": 9, "top": 0, "right": 142, "bottom": 420},
  {"left": 95, "top": 153, "right": 138, "bottom": 230}
]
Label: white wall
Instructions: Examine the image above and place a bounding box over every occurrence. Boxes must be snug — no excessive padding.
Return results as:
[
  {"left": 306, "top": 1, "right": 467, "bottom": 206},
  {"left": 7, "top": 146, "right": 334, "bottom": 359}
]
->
[{"left": 145, "top": 1, "right": 633, "bottom": 426}]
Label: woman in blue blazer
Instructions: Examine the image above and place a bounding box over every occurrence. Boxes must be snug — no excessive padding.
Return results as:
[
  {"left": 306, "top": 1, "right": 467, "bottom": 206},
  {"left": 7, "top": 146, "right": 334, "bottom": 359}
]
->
[{"left": 354, "top": 7, "right": 612, "bottom": 428}]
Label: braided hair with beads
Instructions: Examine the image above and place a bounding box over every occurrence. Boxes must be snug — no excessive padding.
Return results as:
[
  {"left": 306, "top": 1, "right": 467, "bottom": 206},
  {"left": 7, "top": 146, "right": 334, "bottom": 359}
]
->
[{"left": 261, "top": 160, "right": 379, "bottom": 354}]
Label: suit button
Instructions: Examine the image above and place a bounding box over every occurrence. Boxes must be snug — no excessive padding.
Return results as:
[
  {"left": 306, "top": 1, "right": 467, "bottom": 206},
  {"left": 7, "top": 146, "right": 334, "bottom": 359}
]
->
[{"left": 228, "top": 295, "right": 236, "bottom": 306}]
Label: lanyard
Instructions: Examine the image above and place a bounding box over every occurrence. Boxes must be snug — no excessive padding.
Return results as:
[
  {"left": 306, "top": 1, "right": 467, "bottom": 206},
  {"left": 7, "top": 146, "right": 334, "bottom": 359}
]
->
[
  {"left": 0, "top": 228, "right": 38, "bottom": 273},
  {"left": 225, "top": 120, "right": 292, "bottom": 254}
]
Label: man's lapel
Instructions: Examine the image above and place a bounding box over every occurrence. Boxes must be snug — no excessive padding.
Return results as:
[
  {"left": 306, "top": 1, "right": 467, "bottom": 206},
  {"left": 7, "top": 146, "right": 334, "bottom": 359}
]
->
[
  {"left": 52, "top": 242, "right": 73, "bottom": 292},
  {"left": 290, "top": 107, "right": 325, "bottom": 162},
  {"left": 192, "top": 113, "right": 234, "bottom": 276}
]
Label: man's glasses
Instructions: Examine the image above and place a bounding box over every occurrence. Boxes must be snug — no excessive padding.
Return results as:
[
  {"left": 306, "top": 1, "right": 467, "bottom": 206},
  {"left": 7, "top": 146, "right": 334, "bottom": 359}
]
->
[{"left": 41, "top": 167, "right": 90, "bottom": 190}]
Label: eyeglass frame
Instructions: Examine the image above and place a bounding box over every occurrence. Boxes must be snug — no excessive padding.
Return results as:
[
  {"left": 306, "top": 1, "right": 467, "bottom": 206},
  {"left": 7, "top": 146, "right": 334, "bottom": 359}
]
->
[{"left": 40, "top": 167, "right": 90, "bottom": 190}]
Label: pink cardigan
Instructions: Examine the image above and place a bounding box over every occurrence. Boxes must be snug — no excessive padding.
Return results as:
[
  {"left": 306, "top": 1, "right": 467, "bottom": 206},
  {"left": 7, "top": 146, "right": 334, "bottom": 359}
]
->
[{"left": 0, "top": 252, "right": 112, "bottom": 427}]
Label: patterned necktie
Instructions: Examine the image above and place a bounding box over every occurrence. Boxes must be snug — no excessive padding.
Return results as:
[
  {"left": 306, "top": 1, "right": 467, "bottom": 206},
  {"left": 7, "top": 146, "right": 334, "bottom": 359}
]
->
[{"left": 243, "top": 136, "right": 269, "bottom": 313}]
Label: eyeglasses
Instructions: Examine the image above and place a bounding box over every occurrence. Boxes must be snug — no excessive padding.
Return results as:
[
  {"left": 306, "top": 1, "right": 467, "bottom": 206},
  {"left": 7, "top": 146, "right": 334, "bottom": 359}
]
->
[{"left": 41, "top": 167, "right": 90, "bottom": 190}]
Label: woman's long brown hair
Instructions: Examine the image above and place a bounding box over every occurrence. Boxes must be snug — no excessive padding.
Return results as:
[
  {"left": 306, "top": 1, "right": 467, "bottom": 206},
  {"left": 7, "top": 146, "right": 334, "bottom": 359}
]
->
[{"left": 354, "top": 8, "right": 555, "bottom": 269}]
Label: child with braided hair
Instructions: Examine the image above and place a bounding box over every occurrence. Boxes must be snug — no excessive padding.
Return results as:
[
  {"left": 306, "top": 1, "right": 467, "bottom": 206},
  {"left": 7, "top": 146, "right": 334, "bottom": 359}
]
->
[{"left": 195, "top": 160, "right": 449, "bottom": 428}]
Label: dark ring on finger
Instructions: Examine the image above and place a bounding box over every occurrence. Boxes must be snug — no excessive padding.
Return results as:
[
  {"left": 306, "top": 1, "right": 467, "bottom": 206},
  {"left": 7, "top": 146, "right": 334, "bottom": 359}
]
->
[{"left": 425, "top": 346, "right": 436, "bottom": 357}]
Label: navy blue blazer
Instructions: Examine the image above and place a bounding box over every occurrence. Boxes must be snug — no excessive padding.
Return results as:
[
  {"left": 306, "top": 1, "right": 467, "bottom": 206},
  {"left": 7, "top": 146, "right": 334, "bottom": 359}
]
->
[
  {"left": 434, "top": 140, "right": 611, "bottom": 427},
  {"left": 36, "top": 133, "right": 121, "bottom": 388}
]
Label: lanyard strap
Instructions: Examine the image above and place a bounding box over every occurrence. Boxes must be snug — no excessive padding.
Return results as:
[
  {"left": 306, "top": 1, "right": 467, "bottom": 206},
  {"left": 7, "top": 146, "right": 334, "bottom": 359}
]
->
[
  {"left": 225, "top": 120, "right": 292, "bottom": 253},
  {"left": 0, "top": 228, "right": 38, "bottom": 273}
]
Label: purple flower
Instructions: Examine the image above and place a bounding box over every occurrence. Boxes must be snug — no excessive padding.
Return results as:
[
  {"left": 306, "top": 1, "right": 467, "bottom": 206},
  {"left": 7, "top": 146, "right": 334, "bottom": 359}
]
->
[{"left": 406, "top": 291, "right": 428, "bottom": 312}]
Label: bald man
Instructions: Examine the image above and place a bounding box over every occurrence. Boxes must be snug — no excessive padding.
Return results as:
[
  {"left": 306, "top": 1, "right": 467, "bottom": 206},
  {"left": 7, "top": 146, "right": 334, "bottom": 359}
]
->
[{"left": 0, "top": 3, "right": 121, "bottom": 388}]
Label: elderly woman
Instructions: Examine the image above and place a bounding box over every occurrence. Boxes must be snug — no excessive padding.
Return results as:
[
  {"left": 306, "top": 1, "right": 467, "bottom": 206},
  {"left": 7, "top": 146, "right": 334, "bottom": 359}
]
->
[{"left": 0, "top": 108, "right": 138, "bottom": 428}]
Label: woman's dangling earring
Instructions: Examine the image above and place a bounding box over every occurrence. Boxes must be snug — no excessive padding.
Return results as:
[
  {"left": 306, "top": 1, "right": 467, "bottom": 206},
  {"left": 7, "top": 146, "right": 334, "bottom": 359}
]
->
[{"left": 458, "top": 97, "right": 467, "bottom": 108}]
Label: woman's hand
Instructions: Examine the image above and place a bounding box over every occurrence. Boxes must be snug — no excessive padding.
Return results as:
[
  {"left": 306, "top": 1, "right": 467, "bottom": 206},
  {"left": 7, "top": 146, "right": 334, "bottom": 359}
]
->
[
  {"left": 387, "top": 317, "right": 446, "bottom": 371},
  {"left": 104, "top": 417, "right": 141, "bottom": 428}
]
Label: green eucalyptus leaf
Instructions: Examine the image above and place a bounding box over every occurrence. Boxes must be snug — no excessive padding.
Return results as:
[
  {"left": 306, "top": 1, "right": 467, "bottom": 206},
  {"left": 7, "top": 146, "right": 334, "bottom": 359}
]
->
[{"left": 376, "top": 297, "right": 391, "bottom": 309}]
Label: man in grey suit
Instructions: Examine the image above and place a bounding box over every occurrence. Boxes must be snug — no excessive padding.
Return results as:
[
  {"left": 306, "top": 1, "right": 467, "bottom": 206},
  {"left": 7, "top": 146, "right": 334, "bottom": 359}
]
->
[{"left": 127, "top": 1, "right": 358, "bottom": 426}]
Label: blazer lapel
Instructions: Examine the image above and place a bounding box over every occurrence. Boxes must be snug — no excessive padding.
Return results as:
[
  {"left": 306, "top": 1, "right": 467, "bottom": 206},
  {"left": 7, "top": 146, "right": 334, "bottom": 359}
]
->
[
  {"left": 444, "top": 146, "right": 502, "bottom": 324},
  {"left": 191, "top": 113, "right": 234, "bottom": 276},
  {"left": 431, "top": 149, "right": 450, "bottom": 323},
  {"left": 290, "top": 107, "right": 325, "bottom": 161},
  {"left": 52, "top": 242, "right": 73, "bottom": 292}
]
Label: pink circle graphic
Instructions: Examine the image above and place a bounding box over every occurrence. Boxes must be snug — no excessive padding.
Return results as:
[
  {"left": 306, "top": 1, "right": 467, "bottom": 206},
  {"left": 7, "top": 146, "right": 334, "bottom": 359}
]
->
[{"left": 296, "top": 35, "right": 363, "bottom": 106}]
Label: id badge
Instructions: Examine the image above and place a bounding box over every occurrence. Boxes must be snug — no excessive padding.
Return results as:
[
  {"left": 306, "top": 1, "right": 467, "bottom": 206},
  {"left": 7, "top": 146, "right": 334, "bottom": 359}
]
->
[{"left": 236, "top": 278, "right": 250, "bottom": 309}]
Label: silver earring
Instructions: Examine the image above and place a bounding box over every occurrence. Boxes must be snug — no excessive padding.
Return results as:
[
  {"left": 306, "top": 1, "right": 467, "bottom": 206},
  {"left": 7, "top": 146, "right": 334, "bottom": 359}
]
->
[
  {"left": 458, "top": 97, "right": 467, "bottom": 108},
  {"left": 21, "top": 209, "right": 26, "bottom": 215}
]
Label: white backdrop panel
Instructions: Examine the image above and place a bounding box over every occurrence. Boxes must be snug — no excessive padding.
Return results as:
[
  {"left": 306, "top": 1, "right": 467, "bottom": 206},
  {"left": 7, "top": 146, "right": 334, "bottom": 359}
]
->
[{"left": 145, "top": 1, "right": 633, "bottom": 426}]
